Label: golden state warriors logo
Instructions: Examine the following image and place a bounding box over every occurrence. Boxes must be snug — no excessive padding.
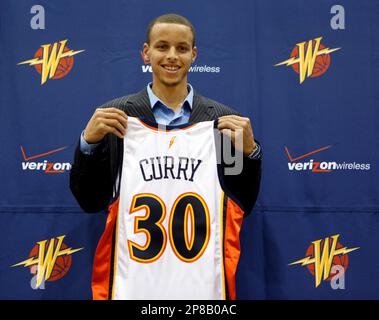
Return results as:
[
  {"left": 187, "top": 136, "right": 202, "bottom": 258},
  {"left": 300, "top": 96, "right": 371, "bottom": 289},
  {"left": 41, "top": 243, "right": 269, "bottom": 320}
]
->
[
  {"left": 289, "top": 234, "right": 359, "bottom": 288},
  {"left": 169, "top": 136, "right": 176, "bottom": 149},
  {"left": 275, "top": 37, "right": 340, "bottom": 84},
  {"left": 12, "top": 235, "right": 84, "bottom": 289},
  {"left": 18, "top": 39, "right": 85, "bottom": 85}
]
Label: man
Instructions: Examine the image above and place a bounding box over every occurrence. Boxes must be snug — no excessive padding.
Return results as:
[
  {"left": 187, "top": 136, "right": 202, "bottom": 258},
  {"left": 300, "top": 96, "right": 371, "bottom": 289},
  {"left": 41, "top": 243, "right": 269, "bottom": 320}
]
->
[{"left": 70, "top": 13, "right": 261, "bottom": 299}]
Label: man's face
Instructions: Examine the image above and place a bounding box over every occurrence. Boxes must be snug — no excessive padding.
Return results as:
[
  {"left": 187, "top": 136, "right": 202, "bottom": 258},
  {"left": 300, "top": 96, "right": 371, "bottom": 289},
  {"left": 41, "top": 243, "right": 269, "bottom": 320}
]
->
[{"left": 143, "top": 23, "right": 197, "bottom": 88}]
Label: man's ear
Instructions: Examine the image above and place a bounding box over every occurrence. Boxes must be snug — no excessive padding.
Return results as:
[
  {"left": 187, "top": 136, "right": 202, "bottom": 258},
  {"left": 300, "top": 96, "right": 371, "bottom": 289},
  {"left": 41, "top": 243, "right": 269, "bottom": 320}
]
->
[
  {"left": 191, "top": 46, "right": 197, "bottom": 64},
  {"left": 142, "top": 43, "right": 150, "bottom": 64}
]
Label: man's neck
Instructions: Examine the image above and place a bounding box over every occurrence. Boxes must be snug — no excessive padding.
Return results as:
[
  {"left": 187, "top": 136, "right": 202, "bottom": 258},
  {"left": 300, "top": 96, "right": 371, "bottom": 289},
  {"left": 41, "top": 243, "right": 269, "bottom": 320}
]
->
[{"left": 151, "top": 81, "right": 188, "bottom": 113}]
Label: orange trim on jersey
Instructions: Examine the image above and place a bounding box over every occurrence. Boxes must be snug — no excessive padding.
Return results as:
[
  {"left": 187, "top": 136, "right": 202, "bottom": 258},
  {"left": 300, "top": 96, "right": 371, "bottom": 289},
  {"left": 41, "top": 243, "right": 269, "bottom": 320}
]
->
[
  {"left": 219, "top": 192, "right": 226, "bottom": 300},
  {"left": 137, "top": 118, "right": 196, "bottom": 132},
  {"left": 92, "top": 197, "right": 120, "bottom": 300},
  {"left": 111, "top": 206, "right": 120, "bottom": 299},
  {"left": 224, "top": 197, "right": 244, "bottom": 300}
]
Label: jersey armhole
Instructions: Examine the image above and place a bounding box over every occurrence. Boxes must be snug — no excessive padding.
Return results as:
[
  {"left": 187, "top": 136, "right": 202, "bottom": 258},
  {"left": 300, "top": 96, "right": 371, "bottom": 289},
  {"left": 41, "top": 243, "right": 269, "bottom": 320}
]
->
[{"left": 213, "top": 119, "right": 245, "bottom": 213}]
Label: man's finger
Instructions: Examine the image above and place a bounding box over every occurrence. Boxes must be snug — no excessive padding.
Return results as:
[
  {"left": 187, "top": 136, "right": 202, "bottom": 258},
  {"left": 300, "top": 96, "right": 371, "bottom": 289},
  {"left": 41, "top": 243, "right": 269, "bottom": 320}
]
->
[
  {"left": 103, "top": 118, "right": 127, "bottom": 135},
  {"left": 217, "top": 121, "right": 241, "bottom": 131},
  {"left": 100, "top": 107, "right": 128, "bottom": 119},
  {"left": 100, "top": 112, "right": 128, "bottom": 127},
  {"left": 218, "top": 117, "right": 249, "bottom": 127},
  {"left": 218, "top": 115, "right": 245, "bottom": 122},
  {"left": 218, "top": 118, "right": 254, "bottom": 136},
  {"left": 105, "top": 124, "right": 125, "bottom": 139}
]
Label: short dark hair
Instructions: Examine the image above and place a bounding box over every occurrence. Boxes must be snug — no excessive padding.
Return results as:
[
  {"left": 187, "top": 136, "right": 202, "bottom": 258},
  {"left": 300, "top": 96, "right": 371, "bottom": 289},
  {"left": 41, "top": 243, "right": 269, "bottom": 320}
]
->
[{"left": 146, "top": 13, "right": 196, "bottom": 47}]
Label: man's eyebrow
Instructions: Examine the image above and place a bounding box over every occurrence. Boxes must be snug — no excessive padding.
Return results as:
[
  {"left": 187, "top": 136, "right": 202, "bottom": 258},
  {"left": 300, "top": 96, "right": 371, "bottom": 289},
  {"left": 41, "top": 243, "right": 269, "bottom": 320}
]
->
[
  {"left": 154, "top": 40, "right": 191, "bottom": 46},
  {"left": 177, "top": 42, "right": 191, "bottom": 46}
]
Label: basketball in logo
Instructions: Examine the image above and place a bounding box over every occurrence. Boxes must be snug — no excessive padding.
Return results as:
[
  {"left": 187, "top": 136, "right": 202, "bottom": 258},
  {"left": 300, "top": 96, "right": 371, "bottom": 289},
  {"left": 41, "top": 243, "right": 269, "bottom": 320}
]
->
[
  {"left": 290, "top": 42, "right": 331, "bottom": 78},
  {"left": 29, "top": 241, "right": 72, "bottom": 282},
  {"left": 305, "top": 240, "right": 348, "bottom": 281},
  {"left": 33, "top": 45, "right": 74, "bottom": 80}
]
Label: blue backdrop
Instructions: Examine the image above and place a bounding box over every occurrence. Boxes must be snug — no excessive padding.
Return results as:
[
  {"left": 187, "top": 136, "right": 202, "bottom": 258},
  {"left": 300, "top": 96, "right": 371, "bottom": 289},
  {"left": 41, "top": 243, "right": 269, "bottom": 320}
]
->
[{"left": 1, "top": 0, "right": 378, "bottom": 299}]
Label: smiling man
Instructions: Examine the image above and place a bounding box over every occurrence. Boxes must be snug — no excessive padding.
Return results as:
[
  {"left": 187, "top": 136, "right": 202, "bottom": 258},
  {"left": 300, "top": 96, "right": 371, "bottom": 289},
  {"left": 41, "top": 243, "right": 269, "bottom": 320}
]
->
[
  {"left": 144, "top": 20, "right": 197, "bottom": 107},
  {"left": 70, "top": 13, "right": 262, "bottom": 300}
]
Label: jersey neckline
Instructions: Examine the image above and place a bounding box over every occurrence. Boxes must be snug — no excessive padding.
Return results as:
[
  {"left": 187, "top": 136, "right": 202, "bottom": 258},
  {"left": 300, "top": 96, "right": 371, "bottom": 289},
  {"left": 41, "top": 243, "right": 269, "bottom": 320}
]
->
[{"left": 136, "top": 117, "right": 198, "bottom": 131}]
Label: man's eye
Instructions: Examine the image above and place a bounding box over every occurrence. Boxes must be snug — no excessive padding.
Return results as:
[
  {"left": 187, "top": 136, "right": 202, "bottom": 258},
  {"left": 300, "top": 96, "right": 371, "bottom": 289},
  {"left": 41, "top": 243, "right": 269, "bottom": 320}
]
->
[{"left": 178, "top": 46, "right": 188, "bottom": 52}]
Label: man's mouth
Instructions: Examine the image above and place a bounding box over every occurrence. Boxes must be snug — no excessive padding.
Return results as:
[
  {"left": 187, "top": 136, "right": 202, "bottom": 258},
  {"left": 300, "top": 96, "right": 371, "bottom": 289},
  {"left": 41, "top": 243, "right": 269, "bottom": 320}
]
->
[{"left": 162, "top": 65, "right": 180, "bottom": 72}]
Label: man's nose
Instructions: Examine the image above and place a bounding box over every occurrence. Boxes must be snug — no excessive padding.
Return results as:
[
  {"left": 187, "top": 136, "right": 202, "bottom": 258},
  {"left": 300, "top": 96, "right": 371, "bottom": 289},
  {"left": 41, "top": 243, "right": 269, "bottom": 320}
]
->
[{"left": 167, "top": 46, "right": 178, "bottom": 60}]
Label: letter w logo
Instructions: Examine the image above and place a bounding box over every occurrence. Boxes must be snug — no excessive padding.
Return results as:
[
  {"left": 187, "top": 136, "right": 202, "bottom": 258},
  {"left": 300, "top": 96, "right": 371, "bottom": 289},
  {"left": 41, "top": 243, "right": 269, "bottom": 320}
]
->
[
  {"left": 275, "top": 37, "right": 340, "bottom": 84},
  {"left": 289, "top": 234, "right": 359, "bottom": 288},
  {"left": 39, "top": 40, "right": 68, "bottom": 84},
  {"left": 12, "top": 235, "right": 83, "bottom": 288},
  {"left": 17, "top": 39, "right": 84, "bottom": 85},
  {"left": 297, "top": 37, "right": 322, "bottom": 84}
]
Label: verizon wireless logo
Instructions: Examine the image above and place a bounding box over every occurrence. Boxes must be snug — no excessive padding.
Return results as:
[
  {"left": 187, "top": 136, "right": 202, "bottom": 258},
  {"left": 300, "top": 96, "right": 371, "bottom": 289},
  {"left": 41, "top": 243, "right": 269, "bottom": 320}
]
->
[
  {"left": 285, "top": 145, "right": 371, "bottom": 173},
  {"left": 141, "top": 64, "right": 221, "bottom": 73},
  {"left": 139, "top": 50, "right": 221, "bottom": 73},
  {"left": 21, "top": 146, "right": 72, "bottom": 174}
]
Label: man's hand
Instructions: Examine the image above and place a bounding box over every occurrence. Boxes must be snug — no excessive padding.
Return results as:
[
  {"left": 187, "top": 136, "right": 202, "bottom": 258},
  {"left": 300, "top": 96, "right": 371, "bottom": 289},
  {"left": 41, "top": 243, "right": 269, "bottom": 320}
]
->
[
  {"left": 83, "top": 108, "right": 128, "bottom": 143},
  {"left": 217, "top": 115, "right": 256, "bottom": 156}
]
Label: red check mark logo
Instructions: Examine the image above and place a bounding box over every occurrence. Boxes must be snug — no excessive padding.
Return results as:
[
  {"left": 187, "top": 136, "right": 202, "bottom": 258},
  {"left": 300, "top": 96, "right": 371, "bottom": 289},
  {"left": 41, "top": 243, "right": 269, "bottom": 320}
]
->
[
  {"left": 20, "top": 146, "right": 68, "bottom": 161},
  {"left": 285, "top": 145, "right": 333, "bottom": 162}
]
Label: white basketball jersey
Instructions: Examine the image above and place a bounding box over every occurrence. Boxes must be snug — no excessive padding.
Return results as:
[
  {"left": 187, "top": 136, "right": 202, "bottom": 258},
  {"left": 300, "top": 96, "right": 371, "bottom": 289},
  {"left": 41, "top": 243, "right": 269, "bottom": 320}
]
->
[{"left": 92, "top": 117, "right": 244, "bottom": 300}]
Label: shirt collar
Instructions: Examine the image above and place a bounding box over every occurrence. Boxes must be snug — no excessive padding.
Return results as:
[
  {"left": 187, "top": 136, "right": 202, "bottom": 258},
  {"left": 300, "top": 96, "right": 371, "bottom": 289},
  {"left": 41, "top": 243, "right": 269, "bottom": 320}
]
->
[{"left": 147, "top": 82, "right": 193, "bottom": 110}]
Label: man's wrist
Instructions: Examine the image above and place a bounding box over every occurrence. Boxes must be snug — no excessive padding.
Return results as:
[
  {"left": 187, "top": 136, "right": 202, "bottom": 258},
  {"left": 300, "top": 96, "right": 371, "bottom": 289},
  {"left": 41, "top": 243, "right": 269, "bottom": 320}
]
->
[
  {"left": 80, "top": 131, "right": 100, "bottom": 155},
  {"left": 247, "top": 142, "right": 261, "bottom": 160}
]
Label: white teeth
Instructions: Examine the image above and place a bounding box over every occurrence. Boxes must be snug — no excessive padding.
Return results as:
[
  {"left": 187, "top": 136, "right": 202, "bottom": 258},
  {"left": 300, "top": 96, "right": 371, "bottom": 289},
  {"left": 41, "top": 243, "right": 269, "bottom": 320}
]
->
[{"left": 164, "top": 66, "right": 179, "bottom": 71}]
